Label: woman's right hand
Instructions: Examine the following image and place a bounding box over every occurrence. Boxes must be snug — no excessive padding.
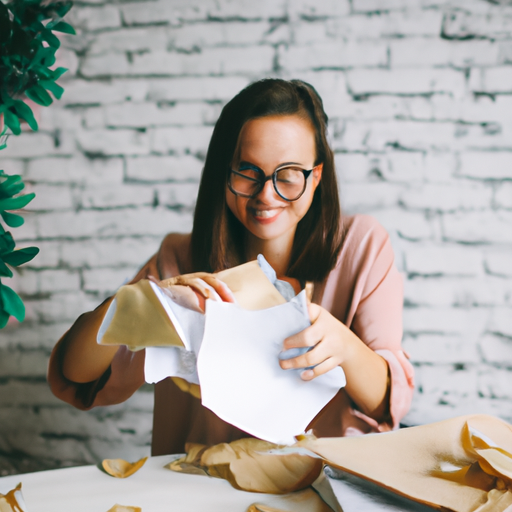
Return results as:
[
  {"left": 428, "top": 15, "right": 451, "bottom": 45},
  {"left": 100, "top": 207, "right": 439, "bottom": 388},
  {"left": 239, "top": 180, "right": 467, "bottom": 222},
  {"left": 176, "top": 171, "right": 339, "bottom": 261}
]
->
[{"left": 154, "top": 273, "right": 236, "bottom": 312}]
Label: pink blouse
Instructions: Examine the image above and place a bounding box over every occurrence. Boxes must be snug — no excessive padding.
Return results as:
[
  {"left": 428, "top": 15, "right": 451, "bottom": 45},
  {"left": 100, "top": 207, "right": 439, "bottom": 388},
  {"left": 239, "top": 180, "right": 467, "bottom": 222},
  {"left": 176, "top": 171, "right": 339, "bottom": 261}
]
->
[{"left": 48, "top": 214, "right": 415, "bottom": 455}]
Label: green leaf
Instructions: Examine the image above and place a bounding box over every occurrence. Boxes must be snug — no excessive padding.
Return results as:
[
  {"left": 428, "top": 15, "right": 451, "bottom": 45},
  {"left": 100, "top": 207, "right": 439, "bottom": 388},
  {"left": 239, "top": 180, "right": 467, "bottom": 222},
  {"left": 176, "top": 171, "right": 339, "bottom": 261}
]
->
[
  {"left": 0, "top": 193, "right": 36, "bottom": 211},
  {"left": 0, "top": 258, "right": 13, "bottom": 278},
  {"left": 0, "top": 308, "right": 9, "bottom": 329},
  {"left": 0, "top": 231, "right": 15, "bottom": 255},
  {"left": 0, "top": 282, "right": 25, "bottom": 322},
  {"left": 13, "top": 100, "right": 38, "bottom": 131},
  {"left": 51, "top": 21, "right": 76, "bottom": 35},
  {"left": 4, "top": 109, "right": 21, "bottom": 136},
  {"left": 40, "top": 80, "right": 64, "bottom": 100},
  {"left": 41, "top": 28, "right": 61, "bottom": 49},
  {"left": 3, "top": 247, "right": 39, "bottom": 267},
  {"left": 50, "top": 66, "right": 68, "bottom": 80},
  {"left": 25, "top": 84, "right": 53, "bottom": 107},
  {"left": 1, "top": 211, "right": 24, "bottom": 227},
  {"left": 0, "top": 175, "right": 25, "bottom": 199}
]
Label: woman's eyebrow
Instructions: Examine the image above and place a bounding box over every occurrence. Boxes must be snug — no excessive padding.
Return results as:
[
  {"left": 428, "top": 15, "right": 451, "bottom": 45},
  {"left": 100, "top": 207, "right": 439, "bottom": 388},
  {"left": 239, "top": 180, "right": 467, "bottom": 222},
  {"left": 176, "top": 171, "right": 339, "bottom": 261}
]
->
[{"left": 238, "top": 160, "right": 305, "bottom": 169}]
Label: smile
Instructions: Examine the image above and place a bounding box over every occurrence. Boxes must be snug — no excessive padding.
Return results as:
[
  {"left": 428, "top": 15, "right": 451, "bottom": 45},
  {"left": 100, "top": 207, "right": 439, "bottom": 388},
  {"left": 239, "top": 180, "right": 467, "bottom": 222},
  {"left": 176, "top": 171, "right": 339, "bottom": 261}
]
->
[{"left": 248, "top": 207, "right": 283, "bottom": 223}]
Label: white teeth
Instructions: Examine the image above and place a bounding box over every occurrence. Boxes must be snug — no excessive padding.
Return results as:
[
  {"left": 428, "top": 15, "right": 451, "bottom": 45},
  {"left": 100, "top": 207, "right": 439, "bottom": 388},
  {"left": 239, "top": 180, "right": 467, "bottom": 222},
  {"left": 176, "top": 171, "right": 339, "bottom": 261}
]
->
[{"left": 254, "top": 209, "right": 279, "bottom": 219}]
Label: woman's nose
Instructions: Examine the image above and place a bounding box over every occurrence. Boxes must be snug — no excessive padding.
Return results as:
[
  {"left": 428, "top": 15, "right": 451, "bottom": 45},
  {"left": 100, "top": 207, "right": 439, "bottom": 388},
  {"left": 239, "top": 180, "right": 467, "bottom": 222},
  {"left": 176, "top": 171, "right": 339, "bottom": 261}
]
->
[{"left": 255, "top": 178, "right": 278, "bottom": 202}]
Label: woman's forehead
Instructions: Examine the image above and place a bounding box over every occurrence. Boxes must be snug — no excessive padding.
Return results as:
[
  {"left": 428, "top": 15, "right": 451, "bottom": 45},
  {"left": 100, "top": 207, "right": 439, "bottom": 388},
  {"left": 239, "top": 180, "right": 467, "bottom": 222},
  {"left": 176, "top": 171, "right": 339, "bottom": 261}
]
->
[{"left": 236, "top": 115, "right": 316, "bottom": 167}]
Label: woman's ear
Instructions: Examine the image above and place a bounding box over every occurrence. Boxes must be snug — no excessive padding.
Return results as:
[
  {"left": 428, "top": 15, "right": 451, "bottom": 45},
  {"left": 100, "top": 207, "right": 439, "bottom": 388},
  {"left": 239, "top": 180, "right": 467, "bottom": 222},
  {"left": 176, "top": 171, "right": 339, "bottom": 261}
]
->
[{"left": 313, "top": 163, "right": 323, "bottom": 186}]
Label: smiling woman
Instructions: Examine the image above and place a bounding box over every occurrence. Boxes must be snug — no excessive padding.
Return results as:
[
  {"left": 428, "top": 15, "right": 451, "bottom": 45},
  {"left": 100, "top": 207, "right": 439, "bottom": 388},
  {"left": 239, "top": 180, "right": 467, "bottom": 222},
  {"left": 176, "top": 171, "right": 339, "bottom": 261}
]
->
[{"left": 48, "top": 79, "right": 415, "bottom": 456}]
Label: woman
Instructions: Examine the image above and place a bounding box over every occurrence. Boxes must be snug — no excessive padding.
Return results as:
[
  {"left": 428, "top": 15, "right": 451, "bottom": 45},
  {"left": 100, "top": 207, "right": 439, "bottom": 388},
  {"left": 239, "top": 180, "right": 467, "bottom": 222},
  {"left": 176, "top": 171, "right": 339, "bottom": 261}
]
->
[{"left": 48, "top": 79, "right": 414, "bottom": 456}]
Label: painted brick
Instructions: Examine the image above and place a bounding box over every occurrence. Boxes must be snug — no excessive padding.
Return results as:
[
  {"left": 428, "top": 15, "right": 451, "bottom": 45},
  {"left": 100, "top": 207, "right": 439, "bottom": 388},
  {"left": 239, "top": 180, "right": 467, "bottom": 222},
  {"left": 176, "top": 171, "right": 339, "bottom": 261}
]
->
[
  {"left": 335, "top": 153, "right": 371, "bottom": 183},
  {"left": 16, "top": 269, "right": 81, "bottom": 296},
  {"left": 125, "top": 155, "right": 203, "bottom": 182},
  {"left": 339, "top": 181, "right": 405, "bottom": 212},
  {"left": 399, "top": 181, "right": 493, "bottom": 212},
  {"left": 67, "top": 5, "right": 121, "bottom": 31},
  {"left": 88, "top": 27, "right": 168, "bottom": 56},
  {"left": 157, "top": 183, "right": 199, "bottom": 208},
  {"left": 373, "top": 208, "right": 434, "bottom": 241},
  {"left": 496, "top": 182, "right": 512, "bottom": 209},
  {"left": 79, "top": 183, "right": 155, "bottom": 209},
  {"left": 149, "top": 126, "right": 214, "bottom": 156},
  {"left": 470, "top": 66, "right": 512, "bottom": 94},
  {"left": 402, "top": 333, "right": 480, "bottom": 364},
  {"left": 478, "top": 332, "right": 512, "bottom": 365},
  {"left": 59, "top": 237, "right": 160, "bottom": 269},
  {"left": 442, "top": 210, "right": 512, "bottom": 244},
  {"left": 0, "top": 348, "right": 50, "bottom": 377},
  {"left": 479, "top": 367, "right": 512, "bottom": 400},
  {"left": 499, "top": 42, "right": 512, "bottom": 65},
  {"left": 390, "top": 38, "right": 500, "bottom": 68},
  {"left": 34, "top": 208, "right": 193, "bottom": 239},
  {"left": 404, "top": 244, "right": 482, "bottom": 275},
  {"left": 347, "top": 68, "right": 466, "bottom": 96},
  {"left": 24, "top": 292, "right": 100, "bottom": 323},
  {"left": 403, "top": 306, "right": 488, "bottom": 339},
  {"left": 484, "top": 249, "right": 512, "bottom": 278},
  {"left": 423, "top": 152, "right": 458, "bottom": 184},
  {"left": 76, "top": 129, "right": 150, "bottom": 156},
  {"left": 1, "top": 131, "right": 73, "bottom": 158},
  {"left": 488, "top": 307, "right": 512, "bottom": 338},
  {"left": 293, "top": 11, "right": 442, "bottom": 45},
  {"left": 19, "top": 240, "right": 61, "bottom": 269},
  {"left": 443, "top": 9, "right": 512, "bottom": 41},
  {"left": 38, "top": 106, "right": 83, "bottom": 132},
  {"left": 85, "top": 102, "right": 222, "bottom": 129},
  {"left": 459, "top": 152, "right": 512, "bottom": 180},
  {"left": 61, "top": 79, "right": 150, "bottom": 105},
  {"left": 279, "top": 41, "right": 388, "bottom": 71},
  {"left": 82, "top": 267, "right": 139, "bottom": 294},
  {"left": 120, "top": 0, "right": 209, "bottom": 25},
  {"left": 145, "top": 76, "right": 249, "bottom": 101},
  {"left": 404, "top": 275, "right": 512, "bottom": 308},
  {"left": 0, "top": 322, "right": 71, "bottom": 350},
  {"left": 129, "top": 46, "right": 276, "bottom": 76},
  {"left": 0, "top": 159, "right": 24, "bottom": 175},
  {"left": 29, "top": 184, "right": 75, "bottom": 211},
  {"left": 25, "top": 156, "right": 124, "bottom": 185}
]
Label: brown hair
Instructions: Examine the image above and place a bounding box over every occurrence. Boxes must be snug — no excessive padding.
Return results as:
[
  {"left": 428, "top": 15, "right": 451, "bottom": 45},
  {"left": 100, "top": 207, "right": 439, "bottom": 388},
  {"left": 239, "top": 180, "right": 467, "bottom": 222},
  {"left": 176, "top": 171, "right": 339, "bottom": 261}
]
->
[{"left": 190, "top": 78, "right": 343, "bottom": 282}]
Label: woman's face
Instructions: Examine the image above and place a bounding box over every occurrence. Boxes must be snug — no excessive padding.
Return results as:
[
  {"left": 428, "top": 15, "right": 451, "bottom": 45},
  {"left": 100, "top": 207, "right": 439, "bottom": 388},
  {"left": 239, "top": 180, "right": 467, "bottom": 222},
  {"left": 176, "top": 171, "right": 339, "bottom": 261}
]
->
[{"left": 226, "top": 115, "right": 322, "bottom": 243}]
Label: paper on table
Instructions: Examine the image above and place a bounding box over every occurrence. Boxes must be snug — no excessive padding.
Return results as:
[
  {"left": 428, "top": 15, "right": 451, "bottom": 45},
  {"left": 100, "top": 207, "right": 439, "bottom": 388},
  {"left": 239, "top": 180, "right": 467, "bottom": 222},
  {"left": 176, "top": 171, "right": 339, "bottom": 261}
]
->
[{"left": 197, "top": 291, "right": 346, "bottom": 445}]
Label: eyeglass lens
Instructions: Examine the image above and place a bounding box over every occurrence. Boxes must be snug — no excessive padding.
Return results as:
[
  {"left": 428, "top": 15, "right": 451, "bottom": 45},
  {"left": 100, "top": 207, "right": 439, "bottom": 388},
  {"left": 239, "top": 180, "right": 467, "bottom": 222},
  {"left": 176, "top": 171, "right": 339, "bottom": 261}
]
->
[{"left": 230, "top": 167, "right": 307, "bottom": 201}]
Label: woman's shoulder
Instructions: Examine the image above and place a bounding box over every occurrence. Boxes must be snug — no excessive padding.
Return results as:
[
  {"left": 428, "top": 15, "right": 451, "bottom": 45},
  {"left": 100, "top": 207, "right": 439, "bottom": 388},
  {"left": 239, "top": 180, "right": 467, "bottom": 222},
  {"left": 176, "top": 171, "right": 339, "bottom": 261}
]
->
[
  {"left": 157, "top": 232, "right": 193, "bottom": 278},
  {"left": 342, "top": 213, "right": 390, "bottom": 245}
]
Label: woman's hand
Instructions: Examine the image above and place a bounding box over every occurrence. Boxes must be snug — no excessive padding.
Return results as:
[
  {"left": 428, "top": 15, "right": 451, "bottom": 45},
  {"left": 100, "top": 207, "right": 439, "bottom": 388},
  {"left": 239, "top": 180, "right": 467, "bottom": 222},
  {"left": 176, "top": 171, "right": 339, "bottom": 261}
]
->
[
  {"left": 155, "top": 272, "right": 236, "bottom": 312},
  {"left": 279, "top": 302, "right": 391, "bottom": 421},
  {"left": 279, "top": 302, "right": 357, "bottom": 380}
]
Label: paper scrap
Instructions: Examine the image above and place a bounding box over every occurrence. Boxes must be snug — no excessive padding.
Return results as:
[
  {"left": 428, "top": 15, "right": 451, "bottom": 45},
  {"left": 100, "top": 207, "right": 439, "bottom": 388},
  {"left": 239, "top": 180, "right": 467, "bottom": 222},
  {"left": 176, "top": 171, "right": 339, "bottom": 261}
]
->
[
  {"left": 106, "top": 506, "right": 141, "bottom": 512},
  {"left": 0, "top": 483, "right": 26, "bottom": 512},
  {"left": 197, "top": 291, "right": 346, "bottom": 444},
  {"left": 101, "top": 457, "right": 148, "bottom": 478}
]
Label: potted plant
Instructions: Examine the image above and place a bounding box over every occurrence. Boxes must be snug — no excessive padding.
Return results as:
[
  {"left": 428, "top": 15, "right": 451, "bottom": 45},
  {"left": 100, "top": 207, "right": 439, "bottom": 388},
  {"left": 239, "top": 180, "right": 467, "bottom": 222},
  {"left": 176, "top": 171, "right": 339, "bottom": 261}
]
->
[{"left": 0, "top": 0, "right": 74, "bottom": 328}]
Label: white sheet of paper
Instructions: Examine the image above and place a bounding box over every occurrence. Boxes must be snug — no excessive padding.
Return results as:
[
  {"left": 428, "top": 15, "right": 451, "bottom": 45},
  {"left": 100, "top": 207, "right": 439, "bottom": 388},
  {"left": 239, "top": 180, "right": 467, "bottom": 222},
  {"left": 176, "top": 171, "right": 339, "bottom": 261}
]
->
[
  {"left": 197, "top": 291, "right": 346, "bottom": 445},
  {"left": 144, "top": 281, "right": 205, "bottom": 384}
]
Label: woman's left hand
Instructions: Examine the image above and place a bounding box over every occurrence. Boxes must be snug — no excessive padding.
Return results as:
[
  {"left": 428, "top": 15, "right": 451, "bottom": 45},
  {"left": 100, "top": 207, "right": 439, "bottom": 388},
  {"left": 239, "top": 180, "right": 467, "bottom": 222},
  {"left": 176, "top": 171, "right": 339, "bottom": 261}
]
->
[{"left": 279, "top": 302, "right": 357, "bottom": 381}]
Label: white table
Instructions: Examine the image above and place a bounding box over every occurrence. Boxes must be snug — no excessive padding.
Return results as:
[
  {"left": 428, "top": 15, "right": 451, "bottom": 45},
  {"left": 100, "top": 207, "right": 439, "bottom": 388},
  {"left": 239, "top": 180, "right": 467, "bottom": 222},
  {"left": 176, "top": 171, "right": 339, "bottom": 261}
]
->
[{"left": 0, "top": 455, "right": 437, "bottom": 512}]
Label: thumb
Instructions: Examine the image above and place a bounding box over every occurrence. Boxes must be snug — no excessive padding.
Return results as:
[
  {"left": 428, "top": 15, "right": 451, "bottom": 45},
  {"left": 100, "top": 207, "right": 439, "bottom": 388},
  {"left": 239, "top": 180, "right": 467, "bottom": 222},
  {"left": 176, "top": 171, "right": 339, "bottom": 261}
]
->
[{"left": 307, "top": 301, "right": 322, "bottom": 324}]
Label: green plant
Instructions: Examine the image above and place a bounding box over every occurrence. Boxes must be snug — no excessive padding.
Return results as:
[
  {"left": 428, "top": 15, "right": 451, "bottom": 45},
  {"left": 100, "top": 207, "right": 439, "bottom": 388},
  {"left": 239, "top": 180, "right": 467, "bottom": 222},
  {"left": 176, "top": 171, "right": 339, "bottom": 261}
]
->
[{"left": 0, "top": 0, "right": 74, "bottom": 328}]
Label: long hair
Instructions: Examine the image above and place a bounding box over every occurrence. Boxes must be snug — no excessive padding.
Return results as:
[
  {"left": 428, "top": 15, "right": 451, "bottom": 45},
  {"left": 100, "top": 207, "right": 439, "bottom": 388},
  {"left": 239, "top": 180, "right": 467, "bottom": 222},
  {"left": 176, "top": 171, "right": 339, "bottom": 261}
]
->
[{"left": 190, "top": 79, "right": 343, "bottom": 282}]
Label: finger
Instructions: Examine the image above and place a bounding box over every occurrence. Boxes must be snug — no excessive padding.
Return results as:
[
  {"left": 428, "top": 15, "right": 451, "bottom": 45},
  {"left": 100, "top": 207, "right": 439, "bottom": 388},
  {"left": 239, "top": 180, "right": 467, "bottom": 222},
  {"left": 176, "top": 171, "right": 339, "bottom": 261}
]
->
[
  {"left": 198, "top": 275, "right": 236, "bottom": 303},
  {"left": 307, "top": 302, "right": 322, "bottom": 324},
  {"left": 280, "top": 341, "right": 330, "bottom": 370},
  {"left": 300, "top": 358, "right": 338, "bottom": 381},
  {"left": 282, "top": 324, "right": 319, "bottom": 350}
]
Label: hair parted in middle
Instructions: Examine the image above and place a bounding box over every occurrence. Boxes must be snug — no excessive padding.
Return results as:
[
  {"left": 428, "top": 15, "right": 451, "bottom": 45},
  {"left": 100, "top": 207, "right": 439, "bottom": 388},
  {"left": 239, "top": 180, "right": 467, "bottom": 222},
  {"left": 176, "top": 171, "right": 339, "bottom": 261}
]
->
[{"left": 191, "top": 78, "right": 343, "bottom": 283}]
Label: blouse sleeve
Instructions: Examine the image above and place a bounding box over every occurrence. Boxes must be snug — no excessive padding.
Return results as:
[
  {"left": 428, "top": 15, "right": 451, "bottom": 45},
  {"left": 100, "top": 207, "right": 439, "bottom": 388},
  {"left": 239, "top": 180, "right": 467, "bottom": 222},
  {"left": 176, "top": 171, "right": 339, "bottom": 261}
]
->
[
  {"left": 320, "top": 214, "right": 415, "bottom": 432},
  {"left": 47, "top": 254, "right": 160, "bottom": 410}
]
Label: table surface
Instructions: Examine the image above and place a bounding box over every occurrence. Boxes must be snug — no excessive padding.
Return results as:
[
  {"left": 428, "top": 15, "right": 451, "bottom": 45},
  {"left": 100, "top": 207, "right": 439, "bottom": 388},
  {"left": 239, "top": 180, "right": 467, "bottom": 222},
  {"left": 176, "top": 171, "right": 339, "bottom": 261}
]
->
[{"left": 0, "top": 455, "right": 437, "bottom": 512}]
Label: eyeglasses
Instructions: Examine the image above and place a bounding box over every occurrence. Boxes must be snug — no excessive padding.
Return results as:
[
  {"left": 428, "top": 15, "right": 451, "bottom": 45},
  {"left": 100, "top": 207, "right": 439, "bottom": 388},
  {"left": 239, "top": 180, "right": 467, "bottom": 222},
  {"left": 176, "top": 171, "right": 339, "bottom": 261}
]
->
[{"left": 228, "top": 163, "right": 319, "bottom": 202}]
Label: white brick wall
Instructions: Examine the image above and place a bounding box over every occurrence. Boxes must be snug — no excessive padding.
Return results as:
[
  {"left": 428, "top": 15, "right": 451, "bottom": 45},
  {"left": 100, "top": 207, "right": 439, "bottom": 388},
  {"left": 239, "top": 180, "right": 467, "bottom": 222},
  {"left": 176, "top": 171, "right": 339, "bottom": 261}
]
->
[{"left": 1, "top": 0, "right": 511, "bottom": 475}]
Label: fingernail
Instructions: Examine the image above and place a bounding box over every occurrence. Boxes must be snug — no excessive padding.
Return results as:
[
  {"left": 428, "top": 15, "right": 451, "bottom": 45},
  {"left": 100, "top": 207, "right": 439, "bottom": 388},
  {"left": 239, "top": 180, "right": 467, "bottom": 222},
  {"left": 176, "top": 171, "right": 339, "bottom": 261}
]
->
[{"left": 301, "top": 370, "right": 313, "bottom": 380}]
